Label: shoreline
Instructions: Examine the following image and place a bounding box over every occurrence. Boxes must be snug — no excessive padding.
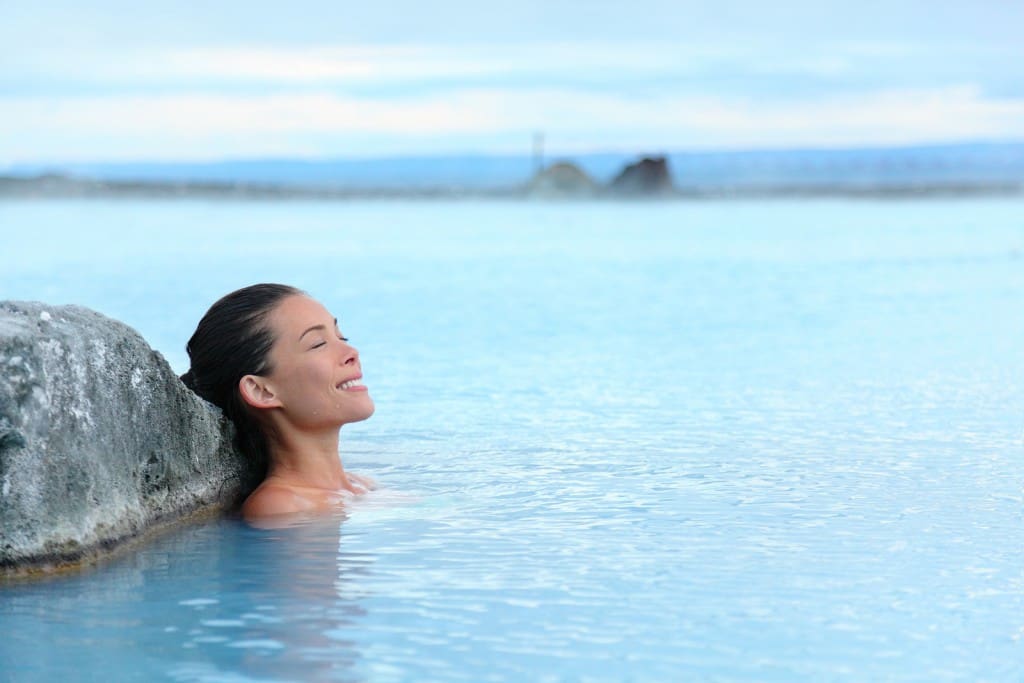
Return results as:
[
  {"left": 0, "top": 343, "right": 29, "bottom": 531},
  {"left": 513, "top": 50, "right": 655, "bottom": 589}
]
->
[{"left": 2, "top": 175, "right": 1022, "bottom": 201}]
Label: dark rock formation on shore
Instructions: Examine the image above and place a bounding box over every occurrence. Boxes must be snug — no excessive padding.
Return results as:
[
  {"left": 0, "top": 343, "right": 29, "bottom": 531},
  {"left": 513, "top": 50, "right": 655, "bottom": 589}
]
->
[
  {"left": 608, "top": 156, "right": 675, "bottom": 196},
  {"left": 527, "top": 162, "right": 598, "bottom": 198},
  {"left": 0, "top": 302, "right": 260, "bottom": 574}
]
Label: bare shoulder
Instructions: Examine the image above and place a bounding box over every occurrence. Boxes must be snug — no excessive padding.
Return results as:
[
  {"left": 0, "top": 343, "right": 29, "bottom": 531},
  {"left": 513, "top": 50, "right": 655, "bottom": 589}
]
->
[{"left": 241, "top": 483, "right": 318, "bottom": 520}]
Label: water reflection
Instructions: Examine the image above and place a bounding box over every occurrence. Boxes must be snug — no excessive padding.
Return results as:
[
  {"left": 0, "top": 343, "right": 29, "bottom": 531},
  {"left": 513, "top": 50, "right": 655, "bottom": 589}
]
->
[{"left": 0, "top": 512, "right": 375, "bottom": 682}]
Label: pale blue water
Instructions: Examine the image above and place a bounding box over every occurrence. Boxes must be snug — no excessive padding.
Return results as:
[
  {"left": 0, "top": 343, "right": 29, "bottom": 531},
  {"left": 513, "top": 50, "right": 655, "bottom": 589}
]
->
[{"left": 1, "top": 198, "right": 1023, "bottom": 681}]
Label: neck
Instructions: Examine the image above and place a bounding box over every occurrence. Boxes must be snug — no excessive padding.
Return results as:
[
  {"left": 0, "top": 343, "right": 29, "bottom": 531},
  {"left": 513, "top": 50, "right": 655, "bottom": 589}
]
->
[{"left": 265, "top": 426, "right": 348, "bottom": 491}]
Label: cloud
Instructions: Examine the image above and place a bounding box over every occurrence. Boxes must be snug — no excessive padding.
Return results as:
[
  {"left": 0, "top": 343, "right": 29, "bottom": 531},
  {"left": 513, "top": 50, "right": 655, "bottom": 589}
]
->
[
  {"left": 12, "top": 40, "right": 936, "bottom": 91},
  {"left": 3, "top": 85, "right": 1023, "bottom": 163},
  {"left": 10, "top": 42, "right": 702, "bottom": 88},
  {"left": 159, "top": 44, "right": 690, "bottom": 83}
]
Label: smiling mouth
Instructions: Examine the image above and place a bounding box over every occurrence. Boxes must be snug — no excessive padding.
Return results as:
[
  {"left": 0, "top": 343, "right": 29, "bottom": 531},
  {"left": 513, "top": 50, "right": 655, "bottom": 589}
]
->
[{"left": 338, "top": 378, "right": 364, "bottom": 390}]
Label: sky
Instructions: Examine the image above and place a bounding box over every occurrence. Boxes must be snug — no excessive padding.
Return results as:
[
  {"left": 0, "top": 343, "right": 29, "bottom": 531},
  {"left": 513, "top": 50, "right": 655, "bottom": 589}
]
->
[{"left": 2, "top": 1, "right": 1023, "bottom": 164}]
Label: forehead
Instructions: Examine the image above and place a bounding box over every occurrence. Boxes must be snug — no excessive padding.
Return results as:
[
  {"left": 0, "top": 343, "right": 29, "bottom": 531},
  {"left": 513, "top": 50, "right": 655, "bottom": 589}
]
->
[{"left": 268, "top": 295, "right": 335, "bottom": 340}]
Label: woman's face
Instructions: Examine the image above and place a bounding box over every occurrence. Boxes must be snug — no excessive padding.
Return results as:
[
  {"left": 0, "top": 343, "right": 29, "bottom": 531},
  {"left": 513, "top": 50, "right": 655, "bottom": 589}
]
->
[{"left": 261, "top": 295, "right": 374, "bottom": 429}]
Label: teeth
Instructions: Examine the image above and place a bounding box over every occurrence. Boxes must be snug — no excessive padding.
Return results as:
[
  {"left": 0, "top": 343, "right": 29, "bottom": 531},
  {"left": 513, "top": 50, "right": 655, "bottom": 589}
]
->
[{"left": 339, "top": 378, "right": 363, "bottom": 390}]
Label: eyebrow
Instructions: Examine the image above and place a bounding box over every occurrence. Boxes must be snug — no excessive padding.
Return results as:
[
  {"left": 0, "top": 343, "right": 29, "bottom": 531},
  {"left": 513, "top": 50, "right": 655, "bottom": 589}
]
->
[{"left": 298, "top": 318, "right": 338, "bottom": 342}]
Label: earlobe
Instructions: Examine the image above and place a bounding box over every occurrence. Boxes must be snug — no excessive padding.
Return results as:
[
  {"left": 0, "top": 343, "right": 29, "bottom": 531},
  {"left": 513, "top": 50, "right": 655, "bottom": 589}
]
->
[{"left": 239, "top": 375, "right": 282, "bottom": 409}]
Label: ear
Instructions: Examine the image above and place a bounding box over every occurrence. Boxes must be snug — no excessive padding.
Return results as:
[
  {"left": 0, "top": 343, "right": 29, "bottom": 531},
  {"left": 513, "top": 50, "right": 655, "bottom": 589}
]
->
[{"left": 239, "top": 374, "right": 282, "bottom": 410}]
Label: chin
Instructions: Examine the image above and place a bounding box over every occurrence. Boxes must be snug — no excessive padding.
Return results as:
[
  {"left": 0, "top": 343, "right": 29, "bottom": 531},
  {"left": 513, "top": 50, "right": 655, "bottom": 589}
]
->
[{"left": 350, "top": 398, "right": 375, "bottom": 423}]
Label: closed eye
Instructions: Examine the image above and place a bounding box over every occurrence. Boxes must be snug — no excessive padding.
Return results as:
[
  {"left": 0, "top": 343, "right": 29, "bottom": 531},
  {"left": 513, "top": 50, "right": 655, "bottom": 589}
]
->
[{"left": 311, "top": 335, "right": 346, "bottom": 350}]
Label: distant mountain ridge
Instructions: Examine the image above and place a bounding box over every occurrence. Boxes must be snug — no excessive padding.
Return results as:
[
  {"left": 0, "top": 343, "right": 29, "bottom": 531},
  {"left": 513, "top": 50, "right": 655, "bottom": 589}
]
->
[{"left": 7, "top": 141, "right": 1024, "bottom": 190}]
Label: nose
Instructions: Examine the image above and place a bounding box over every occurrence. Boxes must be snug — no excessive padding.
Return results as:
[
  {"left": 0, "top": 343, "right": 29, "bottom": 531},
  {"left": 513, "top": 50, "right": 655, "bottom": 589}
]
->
[{"left": 341, "top": 340, "right": 359, "bottom": 366}]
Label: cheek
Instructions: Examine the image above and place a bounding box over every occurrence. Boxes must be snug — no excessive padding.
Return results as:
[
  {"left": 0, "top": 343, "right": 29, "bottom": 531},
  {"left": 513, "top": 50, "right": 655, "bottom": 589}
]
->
[
  {"left": 274, "top": 361, "right": 330, "bottom": 400},
  {"left": 295, "top": 362, "right": 336, "bottom": 394}
]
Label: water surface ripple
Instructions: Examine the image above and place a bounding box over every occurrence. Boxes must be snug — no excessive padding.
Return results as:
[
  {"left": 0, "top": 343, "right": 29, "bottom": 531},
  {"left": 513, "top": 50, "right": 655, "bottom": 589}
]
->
[{"left": 1, "top": 198, "right": 1023, "bottom": 681}]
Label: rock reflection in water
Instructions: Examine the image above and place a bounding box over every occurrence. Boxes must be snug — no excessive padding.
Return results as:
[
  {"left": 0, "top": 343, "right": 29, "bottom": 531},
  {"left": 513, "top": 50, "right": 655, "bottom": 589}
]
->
[{"left": 0, "top": 512, "right": 373, "bottom": 682}]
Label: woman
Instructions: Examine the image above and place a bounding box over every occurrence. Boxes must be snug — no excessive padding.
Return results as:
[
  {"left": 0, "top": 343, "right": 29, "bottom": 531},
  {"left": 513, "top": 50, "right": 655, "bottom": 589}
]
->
[{"left": 181, "top": 284, "right": 375, "bottom": 519}]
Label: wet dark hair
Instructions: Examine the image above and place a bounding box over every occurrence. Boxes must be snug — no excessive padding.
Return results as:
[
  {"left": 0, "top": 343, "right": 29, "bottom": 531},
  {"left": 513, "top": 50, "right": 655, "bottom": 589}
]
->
[{"left": 181, "top": 283, "right": 303, "bottom": 470}]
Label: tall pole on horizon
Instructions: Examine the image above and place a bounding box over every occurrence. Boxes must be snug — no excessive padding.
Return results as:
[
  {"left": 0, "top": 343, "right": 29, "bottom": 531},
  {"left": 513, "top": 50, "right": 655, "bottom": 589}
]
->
[{"left": 533, "top": 131, "right": 545, "bottom": 174}]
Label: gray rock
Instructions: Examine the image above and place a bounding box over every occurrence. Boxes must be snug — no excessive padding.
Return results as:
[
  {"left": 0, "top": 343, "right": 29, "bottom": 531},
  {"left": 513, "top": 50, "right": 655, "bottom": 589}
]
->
[
  {"left": 0, "top": 301, "right": 259, "bottom": 574},
  {"left": 608, "top": 156, "right": 675, "bottom": 196},
  {"left": 528, "top": 162, "right": 597, "bottom": 198}
]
